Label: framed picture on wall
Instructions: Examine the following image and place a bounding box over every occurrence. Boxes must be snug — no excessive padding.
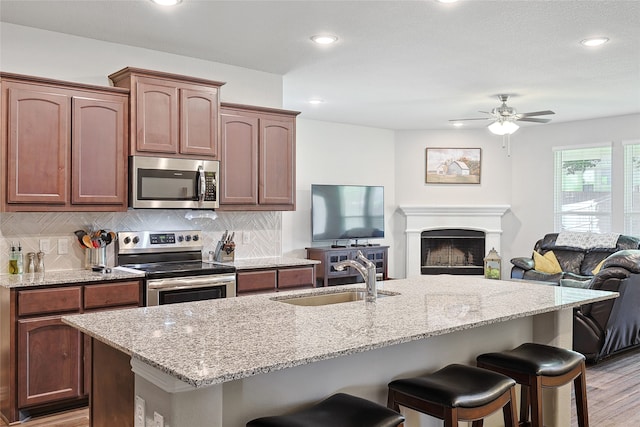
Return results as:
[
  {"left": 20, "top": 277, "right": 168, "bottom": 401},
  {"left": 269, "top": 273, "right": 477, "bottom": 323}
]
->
[{"left": 425, "top": 148, "right": 481, "bottom": 184}]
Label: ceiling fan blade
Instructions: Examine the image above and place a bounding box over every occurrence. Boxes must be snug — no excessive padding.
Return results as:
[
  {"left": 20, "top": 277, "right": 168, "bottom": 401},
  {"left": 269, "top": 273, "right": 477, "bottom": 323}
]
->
[
  {"left": 517, "top": 117, "right": 552, "bottom": 123},
  {"left": 449, "top": 118, "right": 489, "bottom": 122},
  {"left": 517, "top": 110, "right": 555, "bottom": 117}
]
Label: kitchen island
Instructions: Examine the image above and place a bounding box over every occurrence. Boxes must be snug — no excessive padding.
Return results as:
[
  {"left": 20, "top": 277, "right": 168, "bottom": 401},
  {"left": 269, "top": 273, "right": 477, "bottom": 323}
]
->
[{"left": 63, "top": 275, "right": 617, "bottom": 427}]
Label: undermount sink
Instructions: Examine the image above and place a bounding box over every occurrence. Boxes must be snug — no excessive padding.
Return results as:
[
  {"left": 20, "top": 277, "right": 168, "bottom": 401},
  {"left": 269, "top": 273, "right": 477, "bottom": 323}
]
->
[{"left": 273, "top": 289, "right": 397, "bottom": 307}]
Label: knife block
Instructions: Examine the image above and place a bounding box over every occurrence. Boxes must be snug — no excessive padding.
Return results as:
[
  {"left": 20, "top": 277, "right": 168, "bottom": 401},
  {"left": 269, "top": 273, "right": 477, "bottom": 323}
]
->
[{"left": 215, "top": 246, "right": 235, "bottom": 262}]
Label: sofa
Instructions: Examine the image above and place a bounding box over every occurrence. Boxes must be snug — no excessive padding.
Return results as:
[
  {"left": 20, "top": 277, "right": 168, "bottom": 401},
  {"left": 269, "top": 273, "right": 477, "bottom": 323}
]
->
[
  {"left": 510, "top": 232, "right": 640, "bottom": 284},
  {"left": 510, "top": 232, "right": 640, "bottom": 362}
]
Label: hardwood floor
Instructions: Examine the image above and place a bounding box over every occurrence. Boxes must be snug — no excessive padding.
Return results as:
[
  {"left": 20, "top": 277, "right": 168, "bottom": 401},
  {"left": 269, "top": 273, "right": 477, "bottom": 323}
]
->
[
  {"left": 0, "top": 408, "right": 88, "bottom": 427},
  {"left": 1, "top": 348, "right": 638, "bottom": 427},
  {"left": 572, "top": 347, "right": 640, "bottom": 427}
]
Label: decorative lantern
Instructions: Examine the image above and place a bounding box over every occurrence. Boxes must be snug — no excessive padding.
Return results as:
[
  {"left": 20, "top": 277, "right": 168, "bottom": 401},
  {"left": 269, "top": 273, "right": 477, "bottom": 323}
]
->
[{"left": 484, "top": 247, "right": 501, "bottom": 279}]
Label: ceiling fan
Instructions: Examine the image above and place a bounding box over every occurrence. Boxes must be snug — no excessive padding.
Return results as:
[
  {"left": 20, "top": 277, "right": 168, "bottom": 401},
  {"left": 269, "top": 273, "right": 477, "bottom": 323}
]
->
[{"left": 450, "top": 94, "right": 555, "bottom": 136}]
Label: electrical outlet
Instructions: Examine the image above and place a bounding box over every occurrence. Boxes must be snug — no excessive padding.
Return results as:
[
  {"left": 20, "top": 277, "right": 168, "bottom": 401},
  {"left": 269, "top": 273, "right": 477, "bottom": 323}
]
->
[
  {"left": 39, "top": 239, "right": 50, "bottom": 252},
  {"left": 154, "top": 411, "right": 164, "bottom": 427},
  {"left": 57, "top": 238, "right": 69, "bottom": 255},
  {"left": 135, "top": 396, "right": 145, "bottom": 427},
  {"left": 243, "top": 231, "right": 251, "bottom": 244}
]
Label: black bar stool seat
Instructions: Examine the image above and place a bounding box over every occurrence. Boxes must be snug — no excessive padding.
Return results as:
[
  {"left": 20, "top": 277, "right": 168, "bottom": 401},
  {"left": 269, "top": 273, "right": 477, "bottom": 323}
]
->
[
  {"left": 246, "top": 392, "right": 405, "bottom": 427},
  {"left": 387, "top": 364, "right": 518, "bottom": 427},
  {"left": 477, "top": 343, "right": 589, "bottom": 427}
]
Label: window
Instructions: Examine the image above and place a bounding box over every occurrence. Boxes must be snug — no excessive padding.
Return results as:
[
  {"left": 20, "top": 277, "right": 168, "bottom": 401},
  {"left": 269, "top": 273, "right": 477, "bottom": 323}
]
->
[
  {"left": 554, "top": 145, "right": 612, "bottom": 232},
  {"left": 624, "top": 142, "right": 640, "bottom": 235}
]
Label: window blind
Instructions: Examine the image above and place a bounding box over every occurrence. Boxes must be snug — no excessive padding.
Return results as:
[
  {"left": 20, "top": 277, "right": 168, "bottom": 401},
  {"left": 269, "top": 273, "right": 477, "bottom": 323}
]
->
[
  {"left": 624, "top": 143, "right": 640, "bottom": 236},
  {"left": 554, "top": 145, "right": 612, "bottom": 232}
]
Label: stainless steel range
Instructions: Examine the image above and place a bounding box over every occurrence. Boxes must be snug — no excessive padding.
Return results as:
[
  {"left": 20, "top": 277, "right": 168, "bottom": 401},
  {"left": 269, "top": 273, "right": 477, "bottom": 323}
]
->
[{"left": 116, "top": 230, "right": 236, "bottom": 306}]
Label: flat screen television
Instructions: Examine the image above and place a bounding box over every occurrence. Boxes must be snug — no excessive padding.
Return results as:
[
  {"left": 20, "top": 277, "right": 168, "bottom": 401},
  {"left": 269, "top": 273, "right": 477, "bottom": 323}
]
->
[{"left": 311, "top": 184, "right": 384, "bottom": 242}]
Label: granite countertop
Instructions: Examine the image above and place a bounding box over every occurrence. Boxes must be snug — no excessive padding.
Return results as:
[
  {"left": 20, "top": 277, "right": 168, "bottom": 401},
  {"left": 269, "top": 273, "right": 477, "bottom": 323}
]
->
[
  {"left": 215, "top": 256, "right": 320, "bottom": 270},
  {"left": 62, "top": 275, "right": 617, "bottom": 389},
  {"left": 0, "top": 267, "right": 146, "bottom": 289}
]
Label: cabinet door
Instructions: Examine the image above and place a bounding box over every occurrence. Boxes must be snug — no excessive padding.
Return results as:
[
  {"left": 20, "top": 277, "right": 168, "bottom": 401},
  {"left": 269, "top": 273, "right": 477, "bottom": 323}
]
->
[
  {"left": 17, "top": 316, "right": 82, "bottom": 407},
  {"left": 327, "top": 251, "right": 354, "bottom": 278},
  {"left": 135, "top": 78, "right": 179, "bottom": 154},
  {"left": 220, "top": 111, "right": 259, "bottom": 205},
  {"left": 278, "top": 267, "right": 315, "bottom": 289},
  {"left": 6, "top": 85, "right": 69, "bottom": 204},
  {"left": 71, "top": 95, "right": 127, "bottom": 206},
  {"left": 180, "top": 88, "right": 219, "bottom": 158},
  {"left": 237, "top": 270, "right": 277, "bottom": 293},
  {"left": 259, "top": 117, "right": 295, "bottom": 206}
]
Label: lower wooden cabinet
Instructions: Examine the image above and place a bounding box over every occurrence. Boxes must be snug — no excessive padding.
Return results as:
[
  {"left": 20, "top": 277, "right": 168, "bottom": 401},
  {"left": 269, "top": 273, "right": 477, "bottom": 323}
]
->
[
  {"left": 17, "top": 316, "right": 83, "bottom": 408},
  {"left": 0, "top": 279, "right": 143, "bottom": 424},
  {"left": 237, "top": 266, "right": 315, "bottom": 295}
]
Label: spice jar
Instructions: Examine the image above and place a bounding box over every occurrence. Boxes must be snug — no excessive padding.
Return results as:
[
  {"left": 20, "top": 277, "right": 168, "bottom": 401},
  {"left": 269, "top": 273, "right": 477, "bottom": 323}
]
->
[{"left": 35, "top": 251, "right": 45, "bottom": 273}]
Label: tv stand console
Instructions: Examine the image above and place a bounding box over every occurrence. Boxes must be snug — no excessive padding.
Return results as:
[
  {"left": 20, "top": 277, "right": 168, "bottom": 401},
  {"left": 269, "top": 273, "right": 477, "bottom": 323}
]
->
[{"left": 306, "top": 246, "right": 389, "bottom": 287}]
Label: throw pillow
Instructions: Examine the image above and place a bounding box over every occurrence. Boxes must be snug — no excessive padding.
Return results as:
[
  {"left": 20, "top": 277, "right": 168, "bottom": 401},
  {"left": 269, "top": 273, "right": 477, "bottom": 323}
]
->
[
  {"left": 533, "top": 250, "right": 562, "bottom": 274},
  {"left": 591, "top": 259, "right": 606, "bottom": 275}
]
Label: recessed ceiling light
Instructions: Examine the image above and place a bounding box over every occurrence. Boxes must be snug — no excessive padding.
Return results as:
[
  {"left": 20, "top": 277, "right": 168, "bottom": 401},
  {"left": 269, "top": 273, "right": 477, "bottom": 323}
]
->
[
  {"left": 311, "top": 35, "right": 338, "bottom": 45},
  {"left": 436, "top": 0, "right": 459, "bottom": 3},
  {"left": 452, "top": 122, "right": 464, "bottom": 128},
  {"left": 580, "top": 37, "right": 609, "bottom": 47},
  {"left": 150, "top": 0, "right": 182, "bottom": 6},
  {"left": 309, "top": 98, "right": 325, "bottom": 105}
]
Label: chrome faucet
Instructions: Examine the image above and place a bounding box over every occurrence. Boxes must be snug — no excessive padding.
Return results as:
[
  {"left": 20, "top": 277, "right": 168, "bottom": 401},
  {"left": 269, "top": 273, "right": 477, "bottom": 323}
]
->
[{"left": 333, "top": 250, "right": 377, "bottom": 301}]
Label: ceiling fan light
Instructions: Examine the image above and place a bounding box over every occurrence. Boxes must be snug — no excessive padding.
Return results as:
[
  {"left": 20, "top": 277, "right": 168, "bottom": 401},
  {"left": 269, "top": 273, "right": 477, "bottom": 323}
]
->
[
  {"left": 580, "top": 37, "right": 609, "bottom": 47},
  {"left": 311, "top": 35, "right": 338, "bottom": 45},
  {"left": 150, "top": 0, "right": 182, "bottom": 6},
  {"left": 488, "top": 120, "right": 519, "bottom": 135}
]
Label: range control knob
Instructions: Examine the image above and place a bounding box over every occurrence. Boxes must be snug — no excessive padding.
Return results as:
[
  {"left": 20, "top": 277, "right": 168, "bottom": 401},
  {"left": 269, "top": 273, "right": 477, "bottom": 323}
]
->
[
  {"left": 132, "top": 236, "right": 140, "bottom": 244},
  {"left": 185, "top": 235, "right": 192, "bottom": 242},
  {"left": 177, "top": 235, "right": 184, "bottom": 242},
  {"left": 192, "top": 234, "right": 199, "bottom": 242},
  {"left": 123, "top": 236, "right": 131, "bottom": 244}
]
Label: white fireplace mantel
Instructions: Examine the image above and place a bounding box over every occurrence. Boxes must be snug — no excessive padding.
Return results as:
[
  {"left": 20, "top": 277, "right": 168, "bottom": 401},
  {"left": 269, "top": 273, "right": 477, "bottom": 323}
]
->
[{"left": 399, "top": 205, "right": 510, "bottom": 278}]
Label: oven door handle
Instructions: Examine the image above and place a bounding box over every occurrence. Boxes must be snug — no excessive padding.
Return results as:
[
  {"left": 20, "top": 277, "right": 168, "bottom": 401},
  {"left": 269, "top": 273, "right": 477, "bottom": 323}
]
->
[{"left": 147, "top": 274, "right": 236, "bottom": 290}]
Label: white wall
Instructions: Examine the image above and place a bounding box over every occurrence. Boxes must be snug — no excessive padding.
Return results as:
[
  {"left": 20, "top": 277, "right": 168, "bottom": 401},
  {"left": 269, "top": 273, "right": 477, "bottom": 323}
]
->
[
  {"left": 0, "top": 23, "right": 283, "bottom": 107},
  {"left": 393, "top": 129, "right": 513, "bottom": 278},
  {"left": 506, "top": 114, "right": 640, "bottom": 267},
  {"left": 282, "top": 118, "right": 397, "bottom": 275},
  {"left": 392, "top": 114, "right": 640, "bottom": 278}
]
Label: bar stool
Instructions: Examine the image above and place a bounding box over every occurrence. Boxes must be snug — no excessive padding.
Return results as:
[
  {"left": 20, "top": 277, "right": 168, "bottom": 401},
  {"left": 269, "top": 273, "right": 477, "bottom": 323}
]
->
[
  {"left": 476, "top": 342, "right": 589, "bottom": 427},
  {"left": 387, "top": 364, "right": 518, "bottom": 427},
  {"left": 246, "top": 392, "right": 405, "bottom": 427}
]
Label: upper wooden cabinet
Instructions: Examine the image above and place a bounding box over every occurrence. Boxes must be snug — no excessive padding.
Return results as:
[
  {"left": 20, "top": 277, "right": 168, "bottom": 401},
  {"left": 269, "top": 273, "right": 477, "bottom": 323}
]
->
[
  {"left": 220, "top": 103, "right": 300, "bottom": 211},
  {"left": 109, "top": 67, "right": 225, "bottom": 159},
  {"left": 0, "top": 73, "right": 129, "bottom": 212}
]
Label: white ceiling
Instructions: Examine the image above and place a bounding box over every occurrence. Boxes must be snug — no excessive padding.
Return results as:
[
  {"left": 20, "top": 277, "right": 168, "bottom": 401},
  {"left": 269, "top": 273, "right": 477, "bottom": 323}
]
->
[{"left": 1, "top": 0, "right": 639, "bottom": 131}]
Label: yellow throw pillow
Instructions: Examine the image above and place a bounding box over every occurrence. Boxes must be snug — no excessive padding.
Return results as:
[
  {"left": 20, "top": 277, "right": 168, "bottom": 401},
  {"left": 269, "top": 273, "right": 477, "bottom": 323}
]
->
[
  {"left": 533, "top": 250, "right": 563, "bottom": 274},
  {"left": 592, "top": 259, "right": 606, "bottom": 275}
]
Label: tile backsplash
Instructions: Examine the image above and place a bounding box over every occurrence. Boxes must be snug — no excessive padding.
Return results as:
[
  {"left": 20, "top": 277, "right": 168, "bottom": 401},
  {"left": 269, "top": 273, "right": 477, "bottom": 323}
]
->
[{"left": 0, "top": 210, "right": 281, "bottom": 273}]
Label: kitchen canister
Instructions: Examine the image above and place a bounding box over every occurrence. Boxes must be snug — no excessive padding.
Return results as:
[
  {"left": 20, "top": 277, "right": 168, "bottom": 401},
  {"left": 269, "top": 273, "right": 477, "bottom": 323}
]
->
[{"left": 85, "top": 247, "right": 107, "bottom": 269}]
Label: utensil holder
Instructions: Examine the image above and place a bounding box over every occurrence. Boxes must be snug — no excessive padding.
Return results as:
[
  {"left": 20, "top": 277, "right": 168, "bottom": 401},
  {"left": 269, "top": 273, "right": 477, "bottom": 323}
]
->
[{"left": 85, "top": 247, "right": 107, "bottom": 269}]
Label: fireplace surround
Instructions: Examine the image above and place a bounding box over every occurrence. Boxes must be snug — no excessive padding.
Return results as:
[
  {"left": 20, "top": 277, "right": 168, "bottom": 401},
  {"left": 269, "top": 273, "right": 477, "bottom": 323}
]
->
[{"left": 399, "top": 205, "right": 510, "bottom": 278}]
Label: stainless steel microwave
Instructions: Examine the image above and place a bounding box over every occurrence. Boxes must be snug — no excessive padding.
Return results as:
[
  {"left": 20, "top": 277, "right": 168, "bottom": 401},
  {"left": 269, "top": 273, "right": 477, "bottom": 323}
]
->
[{"left": 129, "top": 156, "right": 219, "bottom": 209}]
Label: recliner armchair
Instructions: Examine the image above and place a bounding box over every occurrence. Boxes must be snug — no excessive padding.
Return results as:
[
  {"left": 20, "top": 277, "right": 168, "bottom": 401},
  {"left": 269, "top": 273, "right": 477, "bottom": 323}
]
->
[{"left": 573, "top": 249, "right": 640, "bottom": 362}]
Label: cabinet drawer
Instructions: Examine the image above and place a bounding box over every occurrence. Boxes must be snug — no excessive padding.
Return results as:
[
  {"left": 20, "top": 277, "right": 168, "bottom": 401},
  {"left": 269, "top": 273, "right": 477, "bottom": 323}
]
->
[
  {"left": 18, "top": 287, "right": 82, "bottom": 316},
  {"left": 84, "top": 281, "right": 141, "bottom": 310},
  {"left": 237, "top": 270, "right": 277, "bottom": 293},
  {"left": 278, "top": 267, "right": 314, "bottom": 289}
]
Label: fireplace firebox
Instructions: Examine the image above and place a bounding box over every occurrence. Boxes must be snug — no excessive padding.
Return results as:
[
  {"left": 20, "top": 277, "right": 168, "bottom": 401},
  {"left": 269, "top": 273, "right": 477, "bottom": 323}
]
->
[{"left": 421, "top": 229, "right": 485, "bottom": 275}]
